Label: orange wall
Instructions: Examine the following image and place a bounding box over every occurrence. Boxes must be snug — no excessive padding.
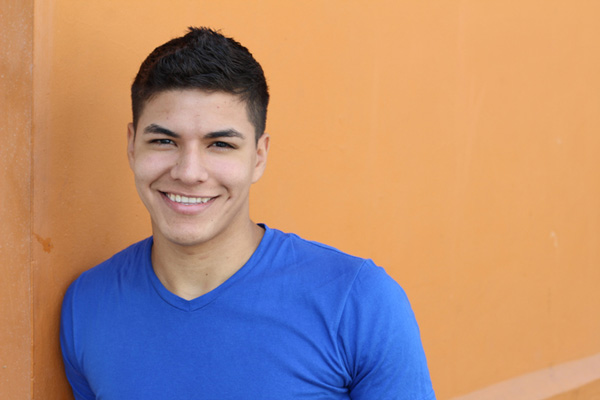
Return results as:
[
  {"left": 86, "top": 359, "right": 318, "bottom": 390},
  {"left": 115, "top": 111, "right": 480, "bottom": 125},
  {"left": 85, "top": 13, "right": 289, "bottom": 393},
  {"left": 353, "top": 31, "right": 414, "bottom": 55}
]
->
[
  {"left": 2, "top": 1, "right": 598, "bottom": 399},
  {"left": 0, "top": 1, "right": 33, "bottom": 398}
]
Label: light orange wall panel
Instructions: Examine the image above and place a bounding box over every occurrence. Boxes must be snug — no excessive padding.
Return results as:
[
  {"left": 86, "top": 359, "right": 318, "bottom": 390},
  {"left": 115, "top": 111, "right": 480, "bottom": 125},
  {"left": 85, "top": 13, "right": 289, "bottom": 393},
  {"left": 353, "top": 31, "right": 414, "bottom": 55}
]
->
[
  {"left": 0, "top": 0, "right": 33, "bottom": 398},
  {"left": 28, "top": 1, "right": 600, "bottom": 399},
  {"left": 546, "top": 379, "right": 600, "bottom": 400}
]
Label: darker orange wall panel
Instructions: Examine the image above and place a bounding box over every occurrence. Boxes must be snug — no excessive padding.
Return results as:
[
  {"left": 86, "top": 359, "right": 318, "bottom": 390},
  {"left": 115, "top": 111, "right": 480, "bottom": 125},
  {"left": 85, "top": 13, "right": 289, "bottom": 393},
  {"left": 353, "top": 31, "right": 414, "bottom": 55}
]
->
[{"left": 0, "top": 0, "right": 33, "bottom": 399}]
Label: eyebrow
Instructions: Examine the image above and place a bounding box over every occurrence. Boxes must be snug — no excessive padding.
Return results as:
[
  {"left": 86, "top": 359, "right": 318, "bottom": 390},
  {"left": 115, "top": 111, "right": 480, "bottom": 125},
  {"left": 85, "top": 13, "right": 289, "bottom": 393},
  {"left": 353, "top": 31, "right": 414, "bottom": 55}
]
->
[
  {"left": 204, "top": 129, "right": 245, "bottom": 140},
  {"left": 143, "top": 124, "right": 180, "bottom": 138},
  {"left": 142, "top": 124, "right": 245, "bottom": 140}
]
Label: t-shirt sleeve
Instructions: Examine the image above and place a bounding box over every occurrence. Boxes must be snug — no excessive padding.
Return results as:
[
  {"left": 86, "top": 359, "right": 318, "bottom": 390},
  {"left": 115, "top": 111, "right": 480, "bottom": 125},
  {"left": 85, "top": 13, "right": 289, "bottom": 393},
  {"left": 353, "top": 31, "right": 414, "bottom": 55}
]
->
[
  {"left": 338, "top": 261, "right": 436, "bottom": 400},
  {"left": 60, "top": 280, "right": 96, "bottom": 400}
]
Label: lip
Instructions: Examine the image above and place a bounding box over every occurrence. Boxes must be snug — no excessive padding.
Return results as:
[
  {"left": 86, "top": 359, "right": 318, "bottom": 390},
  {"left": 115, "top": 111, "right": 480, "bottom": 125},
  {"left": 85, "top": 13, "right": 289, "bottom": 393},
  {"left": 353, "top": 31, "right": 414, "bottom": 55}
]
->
[{"left": 160, "top": 191, "right": 217, "bottom": 215}]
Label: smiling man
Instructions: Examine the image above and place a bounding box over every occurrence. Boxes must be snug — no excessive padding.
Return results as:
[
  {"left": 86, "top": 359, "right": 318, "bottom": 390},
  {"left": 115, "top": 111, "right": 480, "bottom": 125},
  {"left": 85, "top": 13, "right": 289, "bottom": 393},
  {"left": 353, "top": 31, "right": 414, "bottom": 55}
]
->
[{"left": 60, "top": 28, "right": 436, "bottom": 399}]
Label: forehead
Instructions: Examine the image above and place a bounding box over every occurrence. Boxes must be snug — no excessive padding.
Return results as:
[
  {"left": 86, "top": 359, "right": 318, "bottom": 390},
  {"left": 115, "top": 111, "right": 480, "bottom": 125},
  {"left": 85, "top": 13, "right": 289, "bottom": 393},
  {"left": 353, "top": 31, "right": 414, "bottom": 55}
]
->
[{"left": 137, "top": 89, "right": 251, "bottom": 131}]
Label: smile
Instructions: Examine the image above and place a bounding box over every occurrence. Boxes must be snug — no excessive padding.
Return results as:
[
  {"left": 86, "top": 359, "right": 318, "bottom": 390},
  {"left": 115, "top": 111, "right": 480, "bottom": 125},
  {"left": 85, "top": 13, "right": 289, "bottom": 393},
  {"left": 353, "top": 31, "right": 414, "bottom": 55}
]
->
[{"left": 165, "top": 192, "right": 213, "bottom": 205}]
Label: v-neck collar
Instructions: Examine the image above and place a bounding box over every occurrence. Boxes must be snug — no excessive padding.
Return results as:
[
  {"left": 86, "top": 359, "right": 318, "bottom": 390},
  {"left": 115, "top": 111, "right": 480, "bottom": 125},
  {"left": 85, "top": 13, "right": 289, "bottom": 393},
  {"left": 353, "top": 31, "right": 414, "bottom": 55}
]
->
[{"left": 144, "top": 224, "right": 273, "bottom": 312}]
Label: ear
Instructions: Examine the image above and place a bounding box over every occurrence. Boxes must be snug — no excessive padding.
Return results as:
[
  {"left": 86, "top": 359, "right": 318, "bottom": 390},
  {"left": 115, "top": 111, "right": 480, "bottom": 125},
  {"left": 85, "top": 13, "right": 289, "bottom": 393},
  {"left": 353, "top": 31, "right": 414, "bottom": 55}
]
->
[
  {"left": 252, "top": 133, "right": 270, "bottom": 183},
  {"left": 127, "top": 123, "right": 136, "bottom": 170}
]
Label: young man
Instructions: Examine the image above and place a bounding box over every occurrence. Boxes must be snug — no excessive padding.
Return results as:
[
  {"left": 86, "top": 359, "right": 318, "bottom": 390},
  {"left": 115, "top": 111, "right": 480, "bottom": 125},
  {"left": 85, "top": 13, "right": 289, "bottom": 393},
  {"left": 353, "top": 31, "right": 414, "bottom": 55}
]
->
[{"left": 61, "top": 27, "right": 436, "bottom": 399}]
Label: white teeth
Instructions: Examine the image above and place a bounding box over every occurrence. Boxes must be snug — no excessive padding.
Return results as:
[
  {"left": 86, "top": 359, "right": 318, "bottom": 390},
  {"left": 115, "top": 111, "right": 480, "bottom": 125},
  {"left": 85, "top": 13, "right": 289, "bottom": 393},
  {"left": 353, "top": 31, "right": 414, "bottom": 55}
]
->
[{"left": 166, "top": 193, "right": 212, "bottom": 204}]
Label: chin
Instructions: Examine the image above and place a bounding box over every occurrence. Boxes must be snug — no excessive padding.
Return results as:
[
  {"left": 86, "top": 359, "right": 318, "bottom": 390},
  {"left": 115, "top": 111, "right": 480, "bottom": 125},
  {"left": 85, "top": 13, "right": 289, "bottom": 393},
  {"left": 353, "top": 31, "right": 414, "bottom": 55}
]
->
[
  {"left": 150, "top": 221, "right": 209, "bottom": 246},
  {"left": 164, "top": 232, "right": 213, "bottom": 247}
]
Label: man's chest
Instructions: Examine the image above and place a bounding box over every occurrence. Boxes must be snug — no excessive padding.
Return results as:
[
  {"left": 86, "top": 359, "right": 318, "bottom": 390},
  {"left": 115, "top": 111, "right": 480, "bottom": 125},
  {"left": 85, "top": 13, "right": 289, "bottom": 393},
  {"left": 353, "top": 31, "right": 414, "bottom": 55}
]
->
[{"left": 79, "top": 299, "right": 352, "bottom": 399}]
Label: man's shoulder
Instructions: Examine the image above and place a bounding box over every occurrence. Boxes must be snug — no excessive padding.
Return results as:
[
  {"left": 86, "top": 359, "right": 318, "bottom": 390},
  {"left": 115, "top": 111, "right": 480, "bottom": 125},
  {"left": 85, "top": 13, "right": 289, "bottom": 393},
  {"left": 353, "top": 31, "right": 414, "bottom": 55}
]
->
[
  {"left": 68, "top": 237, "right": 152, "bottom": 293},
  {"left": 266, "top": 226, "right": 367, "bottom": 269},
  {"left": 263, "top": 226, "right": 394, "bottom": 292},
  {"left": 267, "top": 225, "right": 405, "bottom": 291}
]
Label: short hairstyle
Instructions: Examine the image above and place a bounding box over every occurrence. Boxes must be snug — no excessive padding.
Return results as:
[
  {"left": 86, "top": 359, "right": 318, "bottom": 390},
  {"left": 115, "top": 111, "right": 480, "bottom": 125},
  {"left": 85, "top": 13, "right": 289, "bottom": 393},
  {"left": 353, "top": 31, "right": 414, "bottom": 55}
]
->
[{"left": 131, "top": 27, "right": 269, "bottom": 140}]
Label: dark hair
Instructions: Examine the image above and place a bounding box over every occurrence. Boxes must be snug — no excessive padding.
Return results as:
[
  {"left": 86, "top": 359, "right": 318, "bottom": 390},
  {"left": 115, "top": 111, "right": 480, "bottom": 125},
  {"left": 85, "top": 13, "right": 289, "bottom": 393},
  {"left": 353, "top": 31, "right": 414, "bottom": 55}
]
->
[{"left": 131, "top": 27, "right": 269, "bottom": 140}]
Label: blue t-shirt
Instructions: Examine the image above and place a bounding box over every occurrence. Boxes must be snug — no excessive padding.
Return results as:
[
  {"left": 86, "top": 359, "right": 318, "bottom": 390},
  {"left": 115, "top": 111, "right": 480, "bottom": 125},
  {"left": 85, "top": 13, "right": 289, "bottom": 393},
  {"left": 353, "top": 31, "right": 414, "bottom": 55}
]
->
[{"left": 61, "top": 225, "right": 435, "bottom": 399}]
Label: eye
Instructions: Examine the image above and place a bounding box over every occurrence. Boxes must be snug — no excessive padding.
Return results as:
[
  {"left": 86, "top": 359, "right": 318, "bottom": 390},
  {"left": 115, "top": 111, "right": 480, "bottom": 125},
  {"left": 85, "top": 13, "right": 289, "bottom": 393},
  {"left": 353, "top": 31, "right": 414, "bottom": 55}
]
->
[
  {"left": 149, "top": 138, "right": 175, "bottom": 146},
  {"left": 210, "top": 141, "right": 235, "bottom": 149}
]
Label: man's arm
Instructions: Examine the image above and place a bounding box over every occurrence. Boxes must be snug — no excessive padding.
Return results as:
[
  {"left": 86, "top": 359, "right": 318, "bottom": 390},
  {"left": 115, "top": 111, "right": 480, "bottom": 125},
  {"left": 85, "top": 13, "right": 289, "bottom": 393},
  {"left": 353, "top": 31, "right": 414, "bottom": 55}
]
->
[
  {"left": 338, "top": 261, "right": 436, "bottom": 399},
  {"left": 60, "top": 281, "right": 96, "bottom": 400}
]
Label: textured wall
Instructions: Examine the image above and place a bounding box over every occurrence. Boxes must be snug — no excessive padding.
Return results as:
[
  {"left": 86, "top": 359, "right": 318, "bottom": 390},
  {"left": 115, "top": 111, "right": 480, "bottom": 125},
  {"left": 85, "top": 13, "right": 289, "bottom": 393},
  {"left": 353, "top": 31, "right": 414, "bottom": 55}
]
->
[{"left": 0, "top": 0, "right": 33, "bottom": 398}]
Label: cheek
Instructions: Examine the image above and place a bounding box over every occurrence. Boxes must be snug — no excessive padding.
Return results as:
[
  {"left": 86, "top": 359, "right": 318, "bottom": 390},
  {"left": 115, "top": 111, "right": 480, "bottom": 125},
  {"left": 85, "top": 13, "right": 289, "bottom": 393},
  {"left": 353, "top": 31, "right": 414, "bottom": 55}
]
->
[
  {"left": 133, "top": 152, "right": 173, "bottom": 183},
  {"left": 206, "top": 157, "right": 255, "bottom": 185}
]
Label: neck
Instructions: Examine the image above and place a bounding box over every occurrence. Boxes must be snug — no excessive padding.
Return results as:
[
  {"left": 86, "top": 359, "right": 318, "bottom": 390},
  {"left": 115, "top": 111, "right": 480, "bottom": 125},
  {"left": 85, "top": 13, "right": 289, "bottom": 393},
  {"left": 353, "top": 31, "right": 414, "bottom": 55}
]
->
[{"left": 151, "top": 220, "right": 264, "bottom": 300}]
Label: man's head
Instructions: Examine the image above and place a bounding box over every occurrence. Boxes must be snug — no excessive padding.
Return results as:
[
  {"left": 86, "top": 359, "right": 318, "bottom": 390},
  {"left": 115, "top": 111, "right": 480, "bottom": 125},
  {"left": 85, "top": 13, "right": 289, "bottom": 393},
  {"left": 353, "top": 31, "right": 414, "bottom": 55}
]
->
[{"left": 131, "top": 27, "right": 269, "bottom": 141}]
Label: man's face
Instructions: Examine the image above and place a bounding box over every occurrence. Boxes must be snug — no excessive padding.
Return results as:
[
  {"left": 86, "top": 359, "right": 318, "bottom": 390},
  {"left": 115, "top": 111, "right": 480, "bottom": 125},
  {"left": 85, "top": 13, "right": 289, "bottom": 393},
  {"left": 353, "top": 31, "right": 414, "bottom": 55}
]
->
[{"left": 127, "top": 89, "right": 269, "bottom": 248}]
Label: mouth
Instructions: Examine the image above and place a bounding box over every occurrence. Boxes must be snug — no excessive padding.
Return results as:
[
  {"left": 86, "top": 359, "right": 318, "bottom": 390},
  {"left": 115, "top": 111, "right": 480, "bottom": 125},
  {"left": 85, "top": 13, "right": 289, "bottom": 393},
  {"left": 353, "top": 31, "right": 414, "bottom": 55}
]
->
[{"left": 163, "top": 192, "right": 215, "bottom": 205}]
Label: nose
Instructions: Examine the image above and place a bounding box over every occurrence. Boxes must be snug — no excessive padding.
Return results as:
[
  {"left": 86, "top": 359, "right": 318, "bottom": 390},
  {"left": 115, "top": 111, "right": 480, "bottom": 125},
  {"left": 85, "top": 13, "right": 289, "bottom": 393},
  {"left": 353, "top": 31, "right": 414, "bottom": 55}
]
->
[{"left": 170, "top": 147, "right": 209, "bottom": 183}]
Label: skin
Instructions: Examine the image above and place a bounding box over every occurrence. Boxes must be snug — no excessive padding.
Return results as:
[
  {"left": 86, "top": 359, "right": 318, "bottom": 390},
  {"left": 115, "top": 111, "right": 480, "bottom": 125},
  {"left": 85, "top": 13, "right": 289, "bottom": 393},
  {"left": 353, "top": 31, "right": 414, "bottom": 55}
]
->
[{"left": 127, "top": 89, "right": 270, "bottom": 300}]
